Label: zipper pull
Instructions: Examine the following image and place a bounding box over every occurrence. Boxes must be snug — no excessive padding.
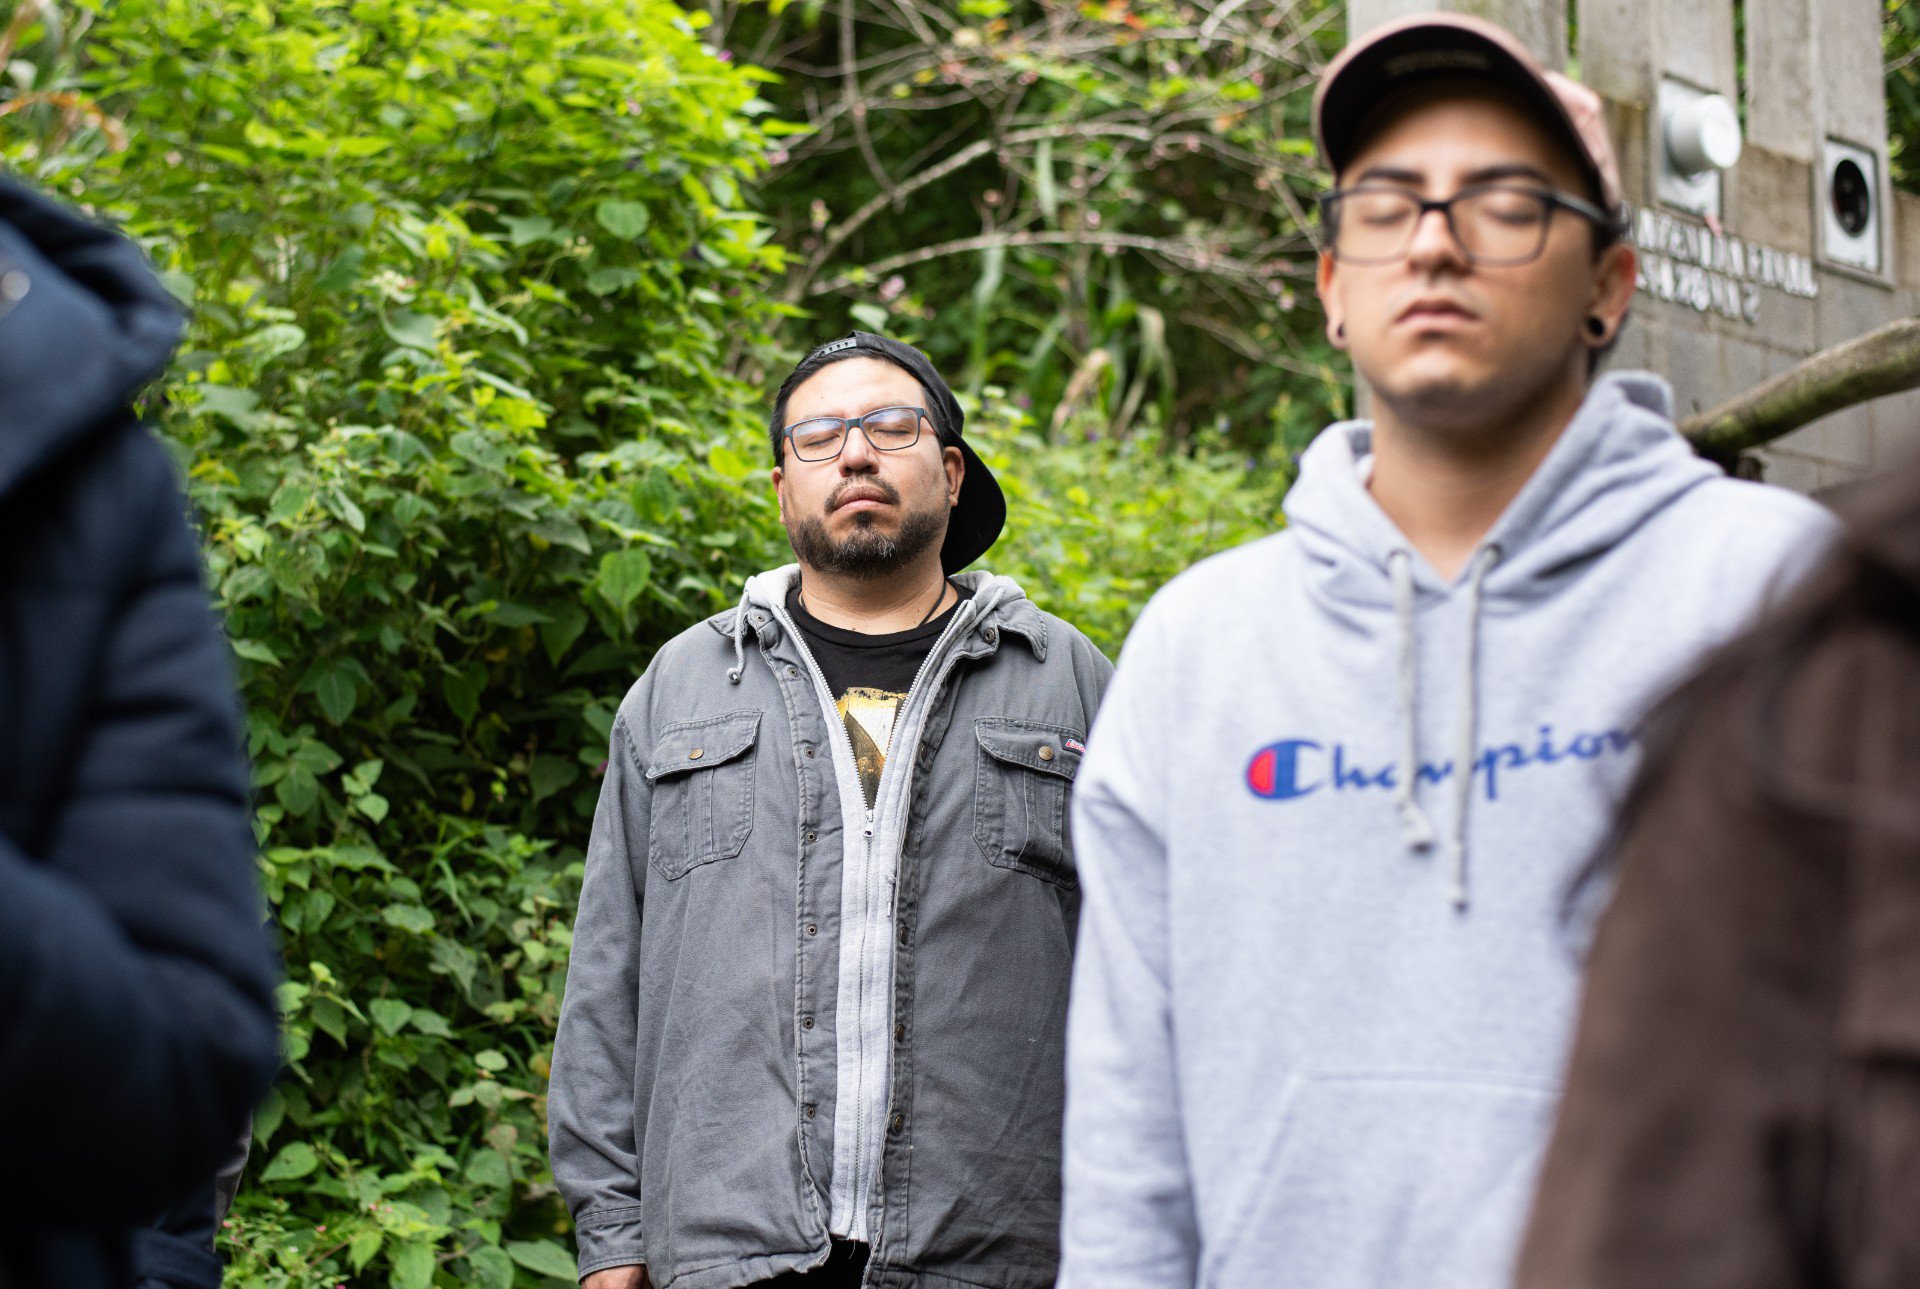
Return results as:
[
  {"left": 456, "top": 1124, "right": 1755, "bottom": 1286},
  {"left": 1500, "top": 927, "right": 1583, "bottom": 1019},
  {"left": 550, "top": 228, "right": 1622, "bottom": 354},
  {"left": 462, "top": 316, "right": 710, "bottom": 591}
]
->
[{"left": 863, "top": 808, "right": 875, "bottom": 839}]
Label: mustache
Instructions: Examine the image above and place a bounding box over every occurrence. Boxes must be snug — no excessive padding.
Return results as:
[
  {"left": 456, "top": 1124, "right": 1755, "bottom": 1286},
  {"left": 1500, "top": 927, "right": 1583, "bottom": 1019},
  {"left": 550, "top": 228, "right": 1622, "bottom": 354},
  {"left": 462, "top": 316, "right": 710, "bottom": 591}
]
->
[{"left": 826, "top": 477, "right": 902, "bottom": 512}]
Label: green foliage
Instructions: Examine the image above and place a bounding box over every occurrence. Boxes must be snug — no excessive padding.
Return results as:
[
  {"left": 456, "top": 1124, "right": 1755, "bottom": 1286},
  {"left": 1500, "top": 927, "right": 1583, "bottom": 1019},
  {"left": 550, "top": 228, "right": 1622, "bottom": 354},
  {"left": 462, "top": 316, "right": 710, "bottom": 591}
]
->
[
  {"left": 0, "top": 0, "right": 1305, "bottom": 1284},
  {"left": 1889, "top": 0, "right": 1920, "bottom": 192},
  {"left": 723, "top": 0, "right": 1350, "bottom": 446},
  {"left": 4, "top": 0, "right": 793, "bottom": 1282}
]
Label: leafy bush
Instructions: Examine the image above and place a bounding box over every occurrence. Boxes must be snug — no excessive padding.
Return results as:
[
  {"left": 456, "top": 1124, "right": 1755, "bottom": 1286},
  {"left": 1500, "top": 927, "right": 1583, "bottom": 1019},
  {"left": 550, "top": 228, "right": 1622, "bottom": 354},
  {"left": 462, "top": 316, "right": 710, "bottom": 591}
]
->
[{"left": 1, "top": 1, "right": 1304, "bottom": 1284}]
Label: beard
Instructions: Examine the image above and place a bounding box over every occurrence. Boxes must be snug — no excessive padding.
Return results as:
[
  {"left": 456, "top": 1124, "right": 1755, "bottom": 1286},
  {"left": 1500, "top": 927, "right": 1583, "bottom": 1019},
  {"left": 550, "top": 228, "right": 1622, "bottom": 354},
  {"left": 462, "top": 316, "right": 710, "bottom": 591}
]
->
[{"left": 786, "top": 477, "right": 947, "bottom": 579}]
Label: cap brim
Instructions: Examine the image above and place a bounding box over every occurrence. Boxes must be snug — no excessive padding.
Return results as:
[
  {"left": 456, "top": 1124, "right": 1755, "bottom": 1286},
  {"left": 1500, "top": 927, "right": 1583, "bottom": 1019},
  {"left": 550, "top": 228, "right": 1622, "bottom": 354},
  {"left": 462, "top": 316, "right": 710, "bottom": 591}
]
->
[
  {"left": 1314, "top": 17, "right": 1604, "bottom": 203},
  {"left": 941, "top": 435, "right": 1005, "bottom": 574}
]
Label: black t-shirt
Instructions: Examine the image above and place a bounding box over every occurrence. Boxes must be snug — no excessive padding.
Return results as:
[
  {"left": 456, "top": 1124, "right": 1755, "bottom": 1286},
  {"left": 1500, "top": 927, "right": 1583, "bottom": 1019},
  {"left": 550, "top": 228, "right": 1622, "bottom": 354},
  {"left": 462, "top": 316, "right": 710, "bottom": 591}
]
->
[{"left": 787, "top": 581, "right": 973, "bottom": 805}]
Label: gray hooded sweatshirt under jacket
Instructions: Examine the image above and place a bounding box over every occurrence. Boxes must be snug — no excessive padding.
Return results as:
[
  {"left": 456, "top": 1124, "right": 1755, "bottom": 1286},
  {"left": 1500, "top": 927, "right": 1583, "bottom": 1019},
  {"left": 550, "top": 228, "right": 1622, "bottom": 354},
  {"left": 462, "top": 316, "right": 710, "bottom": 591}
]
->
[
  {"left": 550, "top": 566, "right": 1111, "bottom": 1289},
  {"left": 1058, "top": 373, "right": 1837, "bottom": 1289}
]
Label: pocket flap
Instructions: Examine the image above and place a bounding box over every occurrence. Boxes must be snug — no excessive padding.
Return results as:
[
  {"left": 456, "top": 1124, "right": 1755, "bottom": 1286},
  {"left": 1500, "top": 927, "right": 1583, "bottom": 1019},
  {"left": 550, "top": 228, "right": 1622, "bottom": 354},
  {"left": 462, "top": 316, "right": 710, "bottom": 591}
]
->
[
  {"left": 647, "top": 711, "right": 762, "bottom": 781},
  {"left": 975, "top": 717, "right": 1084, "bottom": 780}
]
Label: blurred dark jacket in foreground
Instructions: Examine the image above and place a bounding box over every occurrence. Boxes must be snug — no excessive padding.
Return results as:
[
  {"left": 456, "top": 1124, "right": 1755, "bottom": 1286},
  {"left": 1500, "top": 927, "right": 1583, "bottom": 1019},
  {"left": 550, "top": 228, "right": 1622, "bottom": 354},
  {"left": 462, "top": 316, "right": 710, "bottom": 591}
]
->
[
  {"left": 0, "top": 176, "right": 279, "bottom": 1288},
  {"left": 1516, "top": 458, "right": 1920, "bottom": 1287}
]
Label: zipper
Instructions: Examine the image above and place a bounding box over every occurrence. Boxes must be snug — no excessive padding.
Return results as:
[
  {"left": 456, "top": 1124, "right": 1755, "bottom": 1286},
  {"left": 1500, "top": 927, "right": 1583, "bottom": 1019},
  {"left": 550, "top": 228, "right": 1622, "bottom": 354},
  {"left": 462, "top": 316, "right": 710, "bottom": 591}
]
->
[{"left": 763, "top": 582, "right": 984, "bottom": 1234}]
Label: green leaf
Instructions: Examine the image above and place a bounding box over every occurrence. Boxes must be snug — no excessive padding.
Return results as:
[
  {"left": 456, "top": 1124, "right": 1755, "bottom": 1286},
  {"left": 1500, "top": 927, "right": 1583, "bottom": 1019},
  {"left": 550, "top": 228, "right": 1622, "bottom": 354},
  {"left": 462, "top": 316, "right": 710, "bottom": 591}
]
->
[
  {"left": 383, "top": 311, "right": 440, "bottom": 352},
  {"left": 306, "top": 661, "right": 359, "bottom": 725},
  {"left": 529, "top": 754, "right": 580, "bottom": 803},
  {"left": 389, "top": 1242, "right": 435, "bottom": 1289},
  {"left": 709, "top": 443, "right": 759, "bottom": 481},
  {"left": 594, "top": 199, "right": 651, "bottom": 238},
  {"left": 382, "top": 904, "right": 437, "bottom": 935},
  {"left": 370, "top": 998, "right": 413, "bottom": 1035},
  {"left": 540, "top": 605, "right": 590, "bottom": 664},
  {"left": 465, "top": 1148, "right": 512, "bottom": 1188},
  {"left": 595, "top": 549, "right": 653, "bottom": 611},
  {"left": 356, "top": 791, "right": 390, "bottom": 823},
  {"left": 443, "top": 662, "right": 486, "bottom": 728},
  {"left": 467, "top": 1245, "right": 516, "bottom": 1289},
  {"left": 231, "top": 639, "right": 281, "bottom": 666},
  {"left": 501, "top": 214, "right": 558, "bottom": 246},
  {"left": 506, "top": 1240, "right": 579, "bottom": 1280},
  {"left": 849, "top": 302, "right": 889, "bottom": 331},
  {"left": 260, "top": 1141, "right": 319, "bottom": 1182},
  {"left": 193, "top": 384, "right": 265, "bottom": 430},
  {"left": 350, "top": 1230, "right": 384, "bottom": 1272}
]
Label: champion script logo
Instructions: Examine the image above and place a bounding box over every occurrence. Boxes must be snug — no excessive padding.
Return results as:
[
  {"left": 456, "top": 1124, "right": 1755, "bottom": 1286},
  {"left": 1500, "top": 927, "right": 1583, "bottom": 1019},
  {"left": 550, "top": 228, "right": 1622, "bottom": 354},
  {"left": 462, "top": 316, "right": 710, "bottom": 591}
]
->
[{"left": 1245, "top": 725, "right": 1636, "bottom": 803}]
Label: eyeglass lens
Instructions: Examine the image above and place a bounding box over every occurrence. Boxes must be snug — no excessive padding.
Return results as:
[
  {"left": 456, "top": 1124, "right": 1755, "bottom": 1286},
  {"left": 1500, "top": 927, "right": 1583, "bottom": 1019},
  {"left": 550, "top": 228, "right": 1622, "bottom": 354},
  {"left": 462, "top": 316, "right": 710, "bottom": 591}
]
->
[
  {"left": 787, "top": 406, "right": 924, "bottom": 461},
  {"left": 1331, "top": 188, "right": 1554, "bottom": 265}
]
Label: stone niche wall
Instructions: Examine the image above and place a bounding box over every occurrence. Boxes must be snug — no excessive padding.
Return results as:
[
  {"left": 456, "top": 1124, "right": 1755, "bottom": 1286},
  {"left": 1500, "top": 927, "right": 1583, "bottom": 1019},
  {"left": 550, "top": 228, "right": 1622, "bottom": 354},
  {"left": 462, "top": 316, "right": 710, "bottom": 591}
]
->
[{"left": 1346, "top": 0, "right": 1920, "bottom": 494}]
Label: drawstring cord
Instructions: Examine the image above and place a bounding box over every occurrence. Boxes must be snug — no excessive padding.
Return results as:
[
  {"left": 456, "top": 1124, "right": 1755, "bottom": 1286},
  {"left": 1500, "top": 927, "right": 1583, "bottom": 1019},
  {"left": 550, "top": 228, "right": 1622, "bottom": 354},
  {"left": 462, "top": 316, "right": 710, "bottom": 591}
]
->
[
  {"left": 725, "top": 581, "right": 753, "bottom": 684},
  {"left": 1448, "top": 546, "right": 1500, "bottom": 909},
  {"left": 1388, "top": 550, "right": 1436, "bottom": 851},
  {"left": 1387, "top": 545, "right": 1502, "bottom": 910}
]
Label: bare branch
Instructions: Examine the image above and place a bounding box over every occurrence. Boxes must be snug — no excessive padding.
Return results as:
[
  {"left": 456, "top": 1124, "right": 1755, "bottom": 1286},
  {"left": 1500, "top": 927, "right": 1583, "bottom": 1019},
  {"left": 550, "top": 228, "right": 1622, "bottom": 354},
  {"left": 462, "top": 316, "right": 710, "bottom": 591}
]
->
[
  {"left": 809, "top": 228, "right": 1295, "bottom": 295},
  {"left": 1681, "top": 317, "right": 1920, "bottom": 458}
]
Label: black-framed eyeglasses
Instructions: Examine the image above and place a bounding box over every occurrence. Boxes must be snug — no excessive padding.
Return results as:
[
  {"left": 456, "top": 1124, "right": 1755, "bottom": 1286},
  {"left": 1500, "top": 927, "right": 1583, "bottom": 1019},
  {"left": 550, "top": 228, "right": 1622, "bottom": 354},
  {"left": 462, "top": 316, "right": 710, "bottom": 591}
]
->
[
  {"left": 1318, "top": 183, "right": 1620, "bottom": 266},
  {"left": 782, "top": 405, "right": 930, "bottom": 462}
]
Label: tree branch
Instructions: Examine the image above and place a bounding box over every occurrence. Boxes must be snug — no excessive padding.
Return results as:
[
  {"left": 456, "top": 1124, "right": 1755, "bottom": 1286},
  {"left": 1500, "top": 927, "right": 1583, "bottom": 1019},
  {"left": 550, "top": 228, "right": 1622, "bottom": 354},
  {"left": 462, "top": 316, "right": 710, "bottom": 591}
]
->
[
  {"left": 809, "top": 228, "right": 1289, "bottom": 295},
  {"left": 1680, "top": 317, "right": 1920, "bottom": 460}
]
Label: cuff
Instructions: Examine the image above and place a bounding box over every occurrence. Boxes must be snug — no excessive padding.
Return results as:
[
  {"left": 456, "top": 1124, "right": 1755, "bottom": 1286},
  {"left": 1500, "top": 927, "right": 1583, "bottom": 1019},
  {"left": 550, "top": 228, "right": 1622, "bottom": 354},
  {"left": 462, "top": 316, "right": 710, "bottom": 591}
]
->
[{"left": 575, "top": 1203, "right": 647, "bottom": 1278}]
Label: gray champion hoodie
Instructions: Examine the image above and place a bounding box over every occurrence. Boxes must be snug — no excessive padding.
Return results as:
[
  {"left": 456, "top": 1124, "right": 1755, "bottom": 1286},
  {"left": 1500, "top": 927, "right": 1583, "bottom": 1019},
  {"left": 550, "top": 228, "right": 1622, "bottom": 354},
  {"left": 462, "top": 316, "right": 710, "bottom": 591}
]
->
[{"left": 1058, "top": 372, "right": 1837, "bottom": 1289}]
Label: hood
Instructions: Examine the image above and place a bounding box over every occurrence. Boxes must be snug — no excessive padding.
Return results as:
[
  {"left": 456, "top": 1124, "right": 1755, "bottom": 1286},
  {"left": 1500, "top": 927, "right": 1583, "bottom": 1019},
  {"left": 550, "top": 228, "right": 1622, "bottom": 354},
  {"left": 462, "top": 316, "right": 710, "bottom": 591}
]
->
[
  {"left": 1285, "top": 371, "right": 1721, "bottom": 614},
  {"left": 0, "top": 177, "right": 185, "bottom": 500},
  {"left": 711, "top": 564, "right": 1049, "bottom": 683},
  {"left": 1279, "top": 372, "right": 1723, "bottom": 909}
]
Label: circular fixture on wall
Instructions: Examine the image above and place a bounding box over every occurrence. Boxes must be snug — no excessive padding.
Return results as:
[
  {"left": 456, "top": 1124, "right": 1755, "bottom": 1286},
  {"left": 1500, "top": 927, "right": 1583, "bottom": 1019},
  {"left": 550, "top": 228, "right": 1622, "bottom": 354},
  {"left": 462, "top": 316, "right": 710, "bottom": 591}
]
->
[
  {"left": 1832, "top": 157, "right": 1872, "bottom": 236},
  {"left": 1662, "top": 93, "right": 1743, "bottom": 177}
]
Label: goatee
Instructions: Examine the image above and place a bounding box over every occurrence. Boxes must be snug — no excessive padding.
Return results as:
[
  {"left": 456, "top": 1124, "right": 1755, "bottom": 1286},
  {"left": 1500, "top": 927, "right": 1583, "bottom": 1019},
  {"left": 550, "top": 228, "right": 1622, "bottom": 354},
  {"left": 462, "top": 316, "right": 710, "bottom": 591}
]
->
[{"left": 787, "top": 503, "right": 945, "bottom": 579}]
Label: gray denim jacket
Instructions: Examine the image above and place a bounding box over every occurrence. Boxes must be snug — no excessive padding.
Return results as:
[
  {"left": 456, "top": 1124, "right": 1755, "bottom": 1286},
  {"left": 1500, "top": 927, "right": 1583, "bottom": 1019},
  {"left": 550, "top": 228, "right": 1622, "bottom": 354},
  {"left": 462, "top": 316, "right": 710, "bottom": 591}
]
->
[{"left": 550, "top": 568, "right": 1112, "bottom": 1288}]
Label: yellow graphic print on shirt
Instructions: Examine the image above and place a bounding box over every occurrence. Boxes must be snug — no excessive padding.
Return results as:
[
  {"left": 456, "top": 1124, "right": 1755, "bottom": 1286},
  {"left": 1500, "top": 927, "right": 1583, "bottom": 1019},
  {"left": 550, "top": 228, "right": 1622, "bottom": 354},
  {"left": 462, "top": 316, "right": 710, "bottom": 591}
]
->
[{"left": 838, "top": 686, "right": 905, "bottom": 806}]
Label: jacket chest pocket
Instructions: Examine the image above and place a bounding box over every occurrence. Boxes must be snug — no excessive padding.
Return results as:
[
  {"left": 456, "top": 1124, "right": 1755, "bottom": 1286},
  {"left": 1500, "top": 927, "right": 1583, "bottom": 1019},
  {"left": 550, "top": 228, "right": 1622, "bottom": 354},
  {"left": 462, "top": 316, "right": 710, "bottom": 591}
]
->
[
  {"left": 973, "top": 717, "right": 1083, "bottom": 889},
  {"left": 645, "top": 711, "right": 761, "bottom": 880}
]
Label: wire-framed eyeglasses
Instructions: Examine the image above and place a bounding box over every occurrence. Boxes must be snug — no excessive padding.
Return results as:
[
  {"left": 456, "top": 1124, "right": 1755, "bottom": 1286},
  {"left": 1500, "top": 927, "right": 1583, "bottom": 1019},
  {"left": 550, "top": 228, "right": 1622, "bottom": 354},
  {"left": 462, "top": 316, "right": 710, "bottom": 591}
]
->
[
  {"left": 1318, "top": 183, "right": 1620, "bottom": 266},
  {"left": 782, "top": 405, "right": 930, "bottom": 462}
]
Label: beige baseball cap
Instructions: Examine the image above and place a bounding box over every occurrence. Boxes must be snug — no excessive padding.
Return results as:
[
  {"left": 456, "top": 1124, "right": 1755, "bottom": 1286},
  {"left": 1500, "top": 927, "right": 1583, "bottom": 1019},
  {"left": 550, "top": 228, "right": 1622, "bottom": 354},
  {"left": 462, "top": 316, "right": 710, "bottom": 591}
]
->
[{"left": 1312, "top": 12, "right": 1624, "bottom": 215}]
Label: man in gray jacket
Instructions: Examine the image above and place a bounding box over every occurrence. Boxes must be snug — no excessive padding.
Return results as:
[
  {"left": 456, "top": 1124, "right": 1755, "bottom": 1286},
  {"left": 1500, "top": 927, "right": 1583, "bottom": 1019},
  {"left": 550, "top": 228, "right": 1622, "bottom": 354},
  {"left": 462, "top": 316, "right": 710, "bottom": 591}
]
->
[{"left": 550, "top": 331, "right": 1111, "bottom": 1289}]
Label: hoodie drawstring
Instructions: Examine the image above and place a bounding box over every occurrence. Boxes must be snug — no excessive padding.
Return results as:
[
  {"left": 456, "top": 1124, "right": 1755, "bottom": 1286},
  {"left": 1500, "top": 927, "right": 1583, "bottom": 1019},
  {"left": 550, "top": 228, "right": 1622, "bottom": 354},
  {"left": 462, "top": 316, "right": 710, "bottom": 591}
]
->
[
  {"left": 1388, "top": 545, "right": 1502, "bottom": 910},
  {"left": 1447, "top": 546, "right": 1500, "bottom": 909},
  {"left": 1388, "top": 550, "right": 1436, "bottom": 851},
  {"left": 725, "top": 583, "right": 752, "bottom": 684}
]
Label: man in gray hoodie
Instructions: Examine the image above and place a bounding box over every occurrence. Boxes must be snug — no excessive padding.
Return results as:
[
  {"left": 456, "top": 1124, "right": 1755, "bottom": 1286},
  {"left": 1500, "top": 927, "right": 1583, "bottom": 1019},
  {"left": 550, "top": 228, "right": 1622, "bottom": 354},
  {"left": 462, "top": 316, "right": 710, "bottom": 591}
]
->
[
  {"left": 550, "top": 332, "right": 1111, "bottom": 1289},
  {"left": 1058, "top": 15, "right": 1836, "bottom": 1289}
]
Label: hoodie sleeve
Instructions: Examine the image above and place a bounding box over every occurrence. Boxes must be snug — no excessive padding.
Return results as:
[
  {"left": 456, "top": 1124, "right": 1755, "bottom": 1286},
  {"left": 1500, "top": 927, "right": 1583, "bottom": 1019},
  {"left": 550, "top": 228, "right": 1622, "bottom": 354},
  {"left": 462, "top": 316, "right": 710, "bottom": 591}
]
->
[
  {"left": 0, "top": 429, "right": 278, "bottom": 1222},
  {"left": 549, "top": 710, "right": 653, "bottom": 1276},
  {"left": 1060, "top": 605, "right": 1200, "bottom": 1289}
]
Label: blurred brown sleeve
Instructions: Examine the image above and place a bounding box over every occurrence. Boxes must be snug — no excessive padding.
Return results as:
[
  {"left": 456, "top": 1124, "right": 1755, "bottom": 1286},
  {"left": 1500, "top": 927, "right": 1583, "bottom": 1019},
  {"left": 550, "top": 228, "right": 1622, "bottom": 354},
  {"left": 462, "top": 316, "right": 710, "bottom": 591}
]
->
[{"left": 1514, "top": 643, "right": 1864, "bottom": 1289}]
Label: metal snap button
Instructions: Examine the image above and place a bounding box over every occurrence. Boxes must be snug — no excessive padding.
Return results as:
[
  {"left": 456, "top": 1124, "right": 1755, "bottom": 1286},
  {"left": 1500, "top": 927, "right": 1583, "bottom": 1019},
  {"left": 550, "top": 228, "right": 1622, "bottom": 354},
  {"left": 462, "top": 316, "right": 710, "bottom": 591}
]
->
[
  {"left": 804, "top": 1103, "right": 816, "bottom": 1119},
  {"left": 896, "top": 924, "right": 909, "bottom": 947},
  {"left": 806, "top": 831, "right": 817, "bottom": 843},
  {"left": 889, "top": 1112, "right": 905, "bottom": 1135},
  {"left": 802, "top": 1015, "right": 814, "bottom": 1030},
  {"left": 688, "top": 748, "right": 703, "bottom": 760},
  {"left": 805, "top": 922, "right": 818, "bottom": 937},
  {"left": 1038, "top": 745, "right": 1055, "bottom": 761}
]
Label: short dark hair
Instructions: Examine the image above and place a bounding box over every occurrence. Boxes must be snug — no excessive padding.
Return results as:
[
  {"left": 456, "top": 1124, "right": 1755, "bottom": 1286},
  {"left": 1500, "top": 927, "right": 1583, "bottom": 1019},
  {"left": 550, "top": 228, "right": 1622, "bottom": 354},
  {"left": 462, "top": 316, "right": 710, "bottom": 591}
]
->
[{"left": 768, "top": 347, "right": 955, "bottom": 465}]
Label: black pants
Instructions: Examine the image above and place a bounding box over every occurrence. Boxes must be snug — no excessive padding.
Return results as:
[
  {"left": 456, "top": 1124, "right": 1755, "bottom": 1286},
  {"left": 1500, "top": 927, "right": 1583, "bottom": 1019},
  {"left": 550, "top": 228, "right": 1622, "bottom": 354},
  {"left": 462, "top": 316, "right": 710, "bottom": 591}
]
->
[{"left": 754, "top": 1240, "right": 869, "bottom": 1287}]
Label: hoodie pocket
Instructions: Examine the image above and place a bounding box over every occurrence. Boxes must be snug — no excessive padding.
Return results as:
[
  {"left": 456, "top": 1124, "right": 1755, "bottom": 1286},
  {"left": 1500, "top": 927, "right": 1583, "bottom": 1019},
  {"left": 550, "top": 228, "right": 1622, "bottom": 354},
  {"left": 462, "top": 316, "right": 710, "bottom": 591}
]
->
[
  {"left": 645, "top": 711, "right": 760, "bottom": 880},
  {"left": 972, "top": 717, "right": 1083, "bottom": 889},
  {"left": 1201, "top": 1069, "right": 1555, "bottom": 1289}
]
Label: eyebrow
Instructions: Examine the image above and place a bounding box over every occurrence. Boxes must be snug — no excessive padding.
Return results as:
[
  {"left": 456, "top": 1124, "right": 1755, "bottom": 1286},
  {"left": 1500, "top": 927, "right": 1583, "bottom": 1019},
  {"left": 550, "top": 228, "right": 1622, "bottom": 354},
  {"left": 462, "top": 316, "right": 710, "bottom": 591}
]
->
[{"left": 1350, "top": 162, "right": 1557, "bottom": 188}]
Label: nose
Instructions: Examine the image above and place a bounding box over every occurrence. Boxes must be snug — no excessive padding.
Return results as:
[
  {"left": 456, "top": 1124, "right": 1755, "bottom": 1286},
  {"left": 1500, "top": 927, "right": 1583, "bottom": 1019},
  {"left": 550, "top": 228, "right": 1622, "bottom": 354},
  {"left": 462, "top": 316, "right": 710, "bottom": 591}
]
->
[
  {"left": 838, "top": 422, "right": 880, "bottom": 471},
  {"left": 1404, "top": 204, "right": 1468, "bottom": 274}
]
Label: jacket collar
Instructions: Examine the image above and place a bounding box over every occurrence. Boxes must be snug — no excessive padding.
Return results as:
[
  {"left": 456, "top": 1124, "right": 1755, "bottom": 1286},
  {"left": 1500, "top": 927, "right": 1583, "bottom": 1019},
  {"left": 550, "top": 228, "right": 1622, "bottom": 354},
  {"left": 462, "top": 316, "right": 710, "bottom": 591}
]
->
[{"left": 708, "top": 565, "right": 1048, "bottom": 661}]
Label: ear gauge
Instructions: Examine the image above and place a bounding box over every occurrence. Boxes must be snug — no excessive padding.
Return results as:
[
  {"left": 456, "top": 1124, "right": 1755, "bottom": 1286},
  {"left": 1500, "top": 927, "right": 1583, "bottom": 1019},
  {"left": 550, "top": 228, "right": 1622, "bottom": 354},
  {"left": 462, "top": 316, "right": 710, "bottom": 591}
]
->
[
  {"left": 1585, "top": 316, "right": 1609, "bottom": 341},
  {"left": 1334, "top": 322, "right": 1347, "bottom": 342}
]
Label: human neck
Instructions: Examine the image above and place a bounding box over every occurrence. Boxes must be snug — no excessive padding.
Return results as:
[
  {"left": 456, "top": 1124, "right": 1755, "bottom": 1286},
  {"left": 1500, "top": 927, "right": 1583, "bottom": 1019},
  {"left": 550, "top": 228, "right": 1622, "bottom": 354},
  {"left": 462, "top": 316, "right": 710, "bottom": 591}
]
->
[
  {"left": 794, "top": 556, "right": 952, "bottom": 634},
  {"left": 1366, "top": 371, "right": 1588, "bottom": 582}
]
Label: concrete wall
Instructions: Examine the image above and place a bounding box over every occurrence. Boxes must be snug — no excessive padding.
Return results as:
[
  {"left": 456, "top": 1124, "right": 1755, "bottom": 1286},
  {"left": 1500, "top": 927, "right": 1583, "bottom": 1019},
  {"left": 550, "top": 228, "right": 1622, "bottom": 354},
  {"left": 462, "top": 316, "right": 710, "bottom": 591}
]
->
[{"left": 1345, "top": 0, "right": 1918, "bottom": 493}]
